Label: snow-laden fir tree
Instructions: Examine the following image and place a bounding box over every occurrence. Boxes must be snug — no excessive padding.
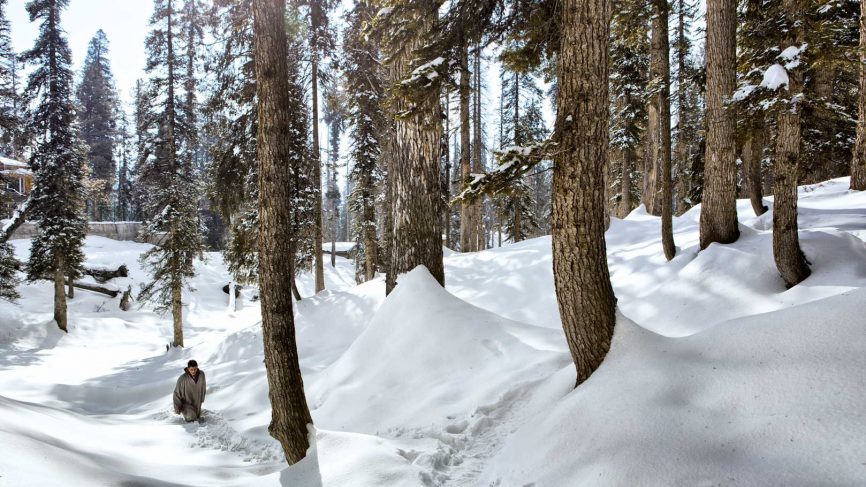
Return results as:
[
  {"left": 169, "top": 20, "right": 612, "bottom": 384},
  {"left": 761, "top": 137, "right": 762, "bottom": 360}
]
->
[
  {"left": 322, "top": 81, "right": 346, "bottom": 267},
  {"left": 205, "top": 0, "right": 259, "bottom": 285},
  {"left": 672, "top": 0, "right": 703, "bottom": 215},
  {"left": 0, "top": 0, "right": 23, "bottom": 158},
  {"left": 298, "top": 0, "right": 337, "bottom": 294},
  {"left": 77, "top": 29, "right": 119, "bottom": 221},
  {"left": 115, "top": 111, "right": 135, "bottom": 221},
  {"left": 609, "top": 0, "right": 649, "bottom": 218},
  {"left": 344, "top": 0, "right": 384, "bottom": 283},
  {"left": 21, "top": 0, "right": 88, "bottom": 332},
  {"left": 137, "top": 0, "right": 205, "bottom": 347},
  {"left": 497, "top": 63, "right": 545, "bottom": 242},
  {"left": 377, "top": 0, "right": 445, "bottom": 293}
]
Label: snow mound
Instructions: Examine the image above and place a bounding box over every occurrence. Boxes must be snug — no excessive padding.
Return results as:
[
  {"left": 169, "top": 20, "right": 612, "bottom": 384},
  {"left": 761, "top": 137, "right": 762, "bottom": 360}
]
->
[
  {"left": 308, "top": 266, "right": 566, "bottom": 434},
  {"left": 483, "top": 289, "right": 866, "bottom": 486}
]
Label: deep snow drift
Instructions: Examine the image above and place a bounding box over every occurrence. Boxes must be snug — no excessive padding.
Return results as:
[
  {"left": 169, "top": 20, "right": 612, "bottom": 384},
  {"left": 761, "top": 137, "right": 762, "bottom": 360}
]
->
[{"left": 1, "top": 177, "right": 865, "bottom": 486}]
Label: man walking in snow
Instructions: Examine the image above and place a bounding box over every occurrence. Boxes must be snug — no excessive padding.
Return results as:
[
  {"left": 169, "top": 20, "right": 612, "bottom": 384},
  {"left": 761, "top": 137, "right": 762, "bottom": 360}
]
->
[{"left": 174, "top": 360, "right": 206, "bottom": 422}]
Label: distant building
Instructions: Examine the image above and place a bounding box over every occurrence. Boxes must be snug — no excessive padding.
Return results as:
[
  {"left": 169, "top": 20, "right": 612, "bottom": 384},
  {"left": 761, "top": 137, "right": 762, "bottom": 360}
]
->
[{"left": 1, "top": 156, "right": 33, "bottom": 219}]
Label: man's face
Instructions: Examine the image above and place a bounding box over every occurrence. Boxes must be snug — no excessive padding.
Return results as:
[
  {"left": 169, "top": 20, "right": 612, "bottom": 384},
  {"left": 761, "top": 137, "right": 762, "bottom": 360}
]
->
[{"left": 189, "top": 366, "right": 198, "bottom": 376}]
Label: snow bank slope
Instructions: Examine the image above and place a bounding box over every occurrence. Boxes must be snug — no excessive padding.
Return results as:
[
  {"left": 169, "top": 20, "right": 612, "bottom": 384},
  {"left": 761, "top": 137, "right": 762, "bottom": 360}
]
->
[
  {"left": 483, "top": 289, "right": 866, "bottom": 486},
  {"left": 308, "top": 266, "right": 567, "bottom": 434}
]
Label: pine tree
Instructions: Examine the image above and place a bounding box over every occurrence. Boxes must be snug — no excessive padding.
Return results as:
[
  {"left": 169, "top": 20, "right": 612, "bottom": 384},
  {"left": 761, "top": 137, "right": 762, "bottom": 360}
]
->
[
  {"left": 0, "top": 0, "right": 22, "bottom": 157},
  {"left": 771, "top": 0, "right": 811, "bottom": 287},
  {"left": 379, "top": 1, "right": 445, "bottom": 291},
  {"left": 252, "top": 0, "right": 313, "bottom": 464},
  {"left": 205, "top": 0, "right": 259, "bottom": 283},
  {"left": 138, "top": 0, "right": 204, "bottom": 347},
  {"left": 116, "top": 112, "right": 135, "bottom": 221},
  {"left": 851, "top": 0, "right": 866, "bottom": 190},
  {"left": 21, "top": 0, "right": 88, "bottom": 332},
  {"left": 323, "top": 82, "right": 346, "bottom": 267},
  {"left": 300, "top": 0, "right": 336, "bottom": 294},
  {"left": 650, "top": 0, "right": 675, "bottom": 260},
  {"left": 554, "top": 0, "right": 617, "bottom": 385},
  {"left": 609, "top": 0, "right": 649, "bottom": 218},
  {"left": 77, "top": 30, "right": 119, "bottom": 221},
  {"left": 699, "top": 0, "right": 739, "bottom": 249},
  {"left": 498, "top": 63, "right": 546, "bottom": 242}
]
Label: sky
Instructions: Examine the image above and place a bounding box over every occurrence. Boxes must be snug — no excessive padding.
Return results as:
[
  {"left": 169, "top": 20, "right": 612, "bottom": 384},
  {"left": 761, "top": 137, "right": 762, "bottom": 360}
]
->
[{"left": 8, "top": 0, "right": 153, "bottom": 105}]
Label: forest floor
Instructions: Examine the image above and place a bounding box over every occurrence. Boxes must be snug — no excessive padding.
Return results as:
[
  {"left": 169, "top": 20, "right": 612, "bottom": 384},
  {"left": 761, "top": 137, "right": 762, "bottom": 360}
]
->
[{"left": 1, "top": 177, "right": 865, "bottom": 486}]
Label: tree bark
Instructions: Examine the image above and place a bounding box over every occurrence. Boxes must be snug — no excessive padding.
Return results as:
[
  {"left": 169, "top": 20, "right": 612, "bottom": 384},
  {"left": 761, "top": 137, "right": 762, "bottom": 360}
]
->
[
  {"left": 54, "top": 255, "right": 67, "bottom": 332},
  {"left": 652, "top": 0, "right": 675, "bottom": 260},
  {"left": 851, "top": 0, "right": 866, "bottom": 190},
  {"left": 459, "top": 40, "right": 475, "bottom": 252},
  {"left": 699, "top": 0, "right": 739, "bottom": 249},
  {"left": 772, "top": 0, "right": 811, "bottom": 288},
  {"left": 253, "top": 0, "right": 313, "bottom": 464},
  {"left": 742, "top": 128, "right": 768, "bottom": 215},
  {"left": 311, "top": 42, "right": 325, "bottom": 293},
  {"left": 386, "top": 5, "right": 444, "bottom": 287},
  {"left": 620, "top": 144, "right": 633, "bottom": 218},
  {"left": 472, "top": 46, "right": 484, "bottom": 249},
  {"left": 554, "top": 0, "right": 617, "bottom": 387},
  {"left": 643, "top": 106, "right": 659, "bottom": 215}
]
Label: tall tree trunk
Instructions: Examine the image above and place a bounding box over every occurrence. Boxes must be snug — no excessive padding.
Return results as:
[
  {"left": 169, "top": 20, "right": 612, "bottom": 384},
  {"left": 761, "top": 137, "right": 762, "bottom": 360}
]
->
[
  {"left": 386, "top": 5, "right": 444, "bottom": 286},
  {"left": 555, "top": 0, "right": 617, "bottom": 387},
  {"left": 471, "top": 45, "right": 484, "bottom": 249},
  {"left": 620, "top": 144, "right": 633, "bottom": 218},
  {"left": 742, "top": 128, "right": 768, "bottom": 215},
  {"left": 699, "top": 0, "right": 739, "bottom": 249},
  {"left": 459, "top": 40, "right": 474, "bottom": 252},
  {"left": 167, "top": 0, "right": 183, "bottom": 346},
  {"left": 252, "top": 0, "right": 313, "bottom": 464},
  {"left": 363, "top": 172, "right": 378, "bottom": 281},
  {"left": 311, "top": 52, "right": 325, "bottom": 293},
  {"left": 171, "top": 271, "right": 183, "bottom": 347},
  {"left": 852, "top": 0, "right": 866, "bottom": 190},
  {"left": 443, "top": 95, "right": 452, "bottom": 249},
  {"left": 384, "top": 128, "right": 396, "bottom": 294},
  {"left": 673, "top": 0, "right": 690, "bottom": 218},
  {"left": 773, "top": 1, "right": 811, "bottom": 288},
  {"left": 643, "top": 101, "right": 659, "bottom": 214},
  {"left": 54, "top": 254, "right": 67, "bottom": 332},
  {"left": 652, "top": 0, "right": 676, "bottom": 260}
]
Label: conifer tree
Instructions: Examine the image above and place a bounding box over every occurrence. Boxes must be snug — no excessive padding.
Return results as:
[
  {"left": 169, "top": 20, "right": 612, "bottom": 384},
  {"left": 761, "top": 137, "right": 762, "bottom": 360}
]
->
[
  {"left": 554, "top": 0, "right": 617, "bottom": 386},
  {"left": 116, "top": 112, "right": 135, "bottom": 221},
  {"left": 137, "top": 0, "right": 204, "bottom": 347},
  {"left": 379, "top": 1, "right": 445, "bottom": 291},
  {"left": 252, "top": 0, "right": 314, "bottom": 463},
  {"left": 0, "top": 0, "right": 22, "bottom": 157},
  {"left": 671, "top": 0, "right": 703, "bottom": 215},
  {"left": 610, "top": 0, "right": 649, "bottom": 218},
  {"left": 344, "top": 0, "right": 384, "bottom": 283},
  {"left": 300, "top": 0, "right": 336, "bottom": 293},
  {"left": 21, "top": 0, "right": 88, "bottom": 332},
  {"left": 323, "top": 82, "right": 346, "bottom": 267},
  {"left": 77, "top": 30, "right": 119, "bottom": 221},
  {"left": 650, "top": 0, "right": 675, "bottom": 260},
  {"left": 700, "top": 0, "right": 739, "bottom": 249},
  {"left": 851, "top": 0, "right": 866, "bottom": 190},
  {"left": 205, "top": 0, "right": 259, "bottom": 283}
]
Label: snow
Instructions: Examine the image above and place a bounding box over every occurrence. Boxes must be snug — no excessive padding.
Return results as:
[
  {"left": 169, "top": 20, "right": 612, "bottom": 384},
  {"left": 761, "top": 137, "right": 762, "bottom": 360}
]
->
[
  {"left": 2, "top": 178, "right": 866, "bottom": 485},
  {"left": 761, "top": 63, "right": 790, "bottom": 90},
  {"left": 0, "top": 155, "right": 28, "bottom": 168},
  {"left": 322, "top": 241, "right": 356, "bottom": 253}
]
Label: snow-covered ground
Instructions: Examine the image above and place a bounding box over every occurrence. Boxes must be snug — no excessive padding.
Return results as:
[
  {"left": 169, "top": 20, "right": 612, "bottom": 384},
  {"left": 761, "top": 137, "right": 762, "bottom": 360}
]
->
[{"left": 1, "top": 177, "right": 865, "bottom": 486}]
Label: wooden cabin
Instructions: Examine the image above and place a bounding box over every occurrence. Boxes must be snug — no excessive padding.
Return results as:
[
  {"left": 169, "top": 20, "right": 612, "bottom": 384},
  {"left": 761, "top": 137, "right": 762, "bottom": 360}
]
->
[{"left": 1, "top": 156, "right": 33, "bottom": 218}]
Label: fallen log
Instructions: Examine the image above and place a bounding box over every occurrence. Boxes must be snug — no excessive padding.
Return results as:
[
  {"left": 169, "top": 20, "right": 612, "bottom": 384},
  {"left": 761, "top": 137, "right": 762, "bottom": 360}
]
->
[
  {"left": 39, "top": 275, "right": 121, "bottom": 298},
  {"left": 65, "top": 280, "right": 120, "bottom": 298},
  {"left": 84, "top": 264, "right": 129, "bottom": 283}
]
